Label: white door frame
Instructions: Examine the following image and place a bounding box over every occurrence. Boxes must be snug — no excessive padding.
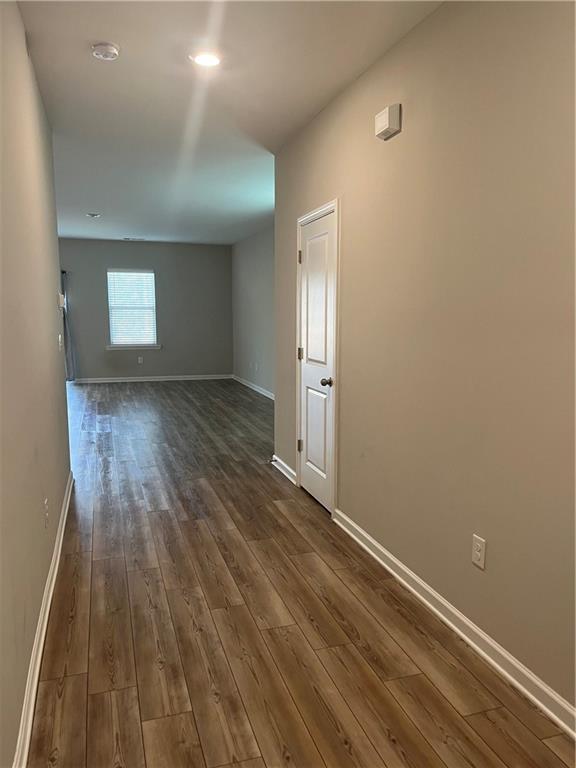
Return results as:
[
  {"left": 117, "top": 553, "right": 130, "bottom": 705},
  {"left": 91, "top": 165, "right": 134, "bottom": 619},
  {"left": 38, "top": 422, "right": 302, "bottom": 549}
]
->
[{"left": 295, "top": 198, "right": 340, "bottom": 514}]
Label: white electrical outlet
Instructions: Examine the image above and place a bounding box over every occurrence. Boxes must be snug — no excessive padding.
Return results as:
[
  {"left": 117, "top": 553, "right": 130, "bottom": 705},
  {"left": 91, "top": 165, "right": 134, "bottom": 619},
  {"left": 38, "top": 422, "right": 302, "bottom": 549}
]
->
[
  {"left": 472, "top": 534, "right": 486, "bottom": 570},
  {"left": 137, "top": 356, "right": 144, "bottom": 364},
  {"left": 44, "top": 497, "right": 49, "bottom": 528}
]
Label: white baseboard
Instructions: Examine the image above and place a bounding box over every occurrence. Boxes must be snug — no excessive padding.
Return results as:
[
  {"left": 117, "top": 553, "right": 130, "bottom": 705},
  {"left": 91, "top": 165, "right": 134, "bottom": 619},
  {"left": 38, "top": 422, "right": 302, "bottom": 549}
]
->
[
  {"left": 271, "top": 455, "right": 297, "bottom": 485},
  {"left": 232, "top": 375, "right": 275, "bottom": 401},
  {"left": 12, "top": 471, "right": 74, "bottom": 768},
  {"left": 333, "top": 507, "right": 575, "bottom": 738},
  {"left": 74, "top": 374, "right": 233, "bottom": 383}
]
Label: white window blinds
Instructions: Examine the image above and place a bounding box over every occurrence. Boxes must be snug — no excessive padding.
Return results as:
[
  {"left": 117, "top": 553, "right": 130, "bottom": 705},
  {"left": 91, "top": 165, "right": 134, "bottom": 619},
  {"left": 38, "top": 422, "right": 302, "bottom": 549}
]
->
[{"left": 107, "top": 270, "right": 157, "bottom": 346}]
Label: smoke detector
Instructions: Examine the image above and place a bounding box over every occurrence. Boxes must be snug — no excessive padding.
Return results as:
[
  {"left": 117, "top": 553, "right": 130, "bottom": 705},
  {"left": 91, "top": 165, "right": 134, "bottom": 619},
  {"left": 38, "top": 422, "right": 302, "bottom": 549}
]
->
[{"left": 92, "top": 42, "right": 120, "bottom": 61}]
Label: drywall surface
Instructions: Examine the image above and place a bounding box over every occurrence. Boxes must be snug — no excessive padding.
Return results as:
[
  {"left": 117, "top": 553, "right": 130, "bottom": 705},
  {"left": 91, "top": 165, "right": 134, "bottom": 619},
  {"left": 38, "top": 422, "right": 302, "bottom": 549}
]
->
[
  {"left": 59, "top": 239, "right": 233, "bottom": 379},
  {"left": 232, "top": 226, "right": 275, "bottom": 394},
  {"left": 275, "top": 2, "right": 574, "bottom": 701},
  {"left": 0, "top": 4, "right": 71, "bottom": 763}
]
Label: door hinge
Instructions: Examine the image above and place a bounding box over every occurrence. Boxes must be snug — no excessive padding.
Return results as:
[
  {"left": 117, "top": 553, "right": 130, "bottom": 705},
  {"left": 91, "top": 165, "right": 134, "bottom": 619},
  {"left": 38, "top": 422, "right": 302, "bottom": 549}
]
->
[
  {"left": 297, "top": 346, "right": 303, "bottom": 360},
  {"left": 298, "top": 249, "right": 302, "bottom": 264},
  {"left": 297, "top": 439, "right": 303, "bottom": 453}
]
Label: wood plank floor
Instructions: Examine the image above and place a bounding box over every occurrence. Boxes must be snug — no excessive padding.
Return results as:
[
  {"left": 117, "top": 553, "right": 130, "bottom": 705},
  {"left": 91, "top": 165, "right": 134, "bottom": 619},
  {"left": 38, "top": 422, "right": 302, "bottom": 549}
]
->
[{"left": 28, "top": 380, "right": 572, "bottom": 768}]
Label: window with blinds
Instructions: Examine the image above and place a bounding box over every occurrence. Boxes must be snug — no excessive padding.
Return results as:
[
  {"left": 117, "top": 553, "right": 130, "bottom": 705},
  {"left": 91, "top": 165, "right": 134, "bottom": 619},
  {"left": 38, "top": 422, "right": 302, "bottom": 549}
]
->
[{"left": 107, "top": 270, "right": 157, "bottom": 346}]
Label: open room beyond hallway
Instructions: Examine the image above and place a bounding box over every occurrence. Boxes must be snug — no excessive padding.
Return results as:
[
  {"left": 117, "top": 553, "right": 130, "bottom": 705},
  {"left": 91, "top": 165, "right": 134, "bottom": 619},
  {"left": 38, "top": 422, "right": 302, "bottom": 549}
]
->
[{"left": 29, "top": 381, "right": 571, "bottom": 768}]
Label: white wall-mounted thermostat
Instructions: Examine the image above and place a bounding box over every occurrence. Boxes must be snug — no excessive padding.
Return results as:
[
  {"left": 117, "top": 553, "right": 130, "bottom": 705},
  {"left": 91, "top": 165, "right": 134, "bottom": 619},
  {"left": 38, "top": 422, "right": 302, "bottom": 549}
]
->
[{"left": 375, "top": 103, "right": 401, "bottom": 141}]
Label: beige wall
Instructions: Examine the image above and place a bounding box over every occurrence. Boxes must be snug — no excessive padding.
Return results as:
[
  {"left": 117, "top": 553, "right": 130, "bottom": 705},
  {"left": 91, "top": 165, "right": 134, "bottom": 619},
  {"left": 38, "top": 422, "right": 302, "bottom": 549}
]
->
[
  {"left": 59, "top": 238, "right": 233, "bottom": 380},
  {"left": 275, "top": 1, "right": 574, "bottom": 702},
  {"left": 0, "top": 4, "right": 71, "bottom": 764},
  {"left": 232, "top": 226, "right": 275, "bottom": 394}
]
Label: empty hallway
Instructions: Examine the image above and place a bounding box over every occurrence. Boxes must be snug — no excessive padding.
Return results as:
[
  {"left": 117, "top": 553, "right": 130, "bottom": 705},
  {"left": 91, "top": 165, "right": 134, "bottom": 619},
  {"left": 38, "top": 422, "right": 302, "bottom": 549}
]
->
[
  {"left": 2, "top": 1, "right": 574, "bottom": 765},
  {"left": 28, "top": 381, "right": 572, "bottom": 768}
]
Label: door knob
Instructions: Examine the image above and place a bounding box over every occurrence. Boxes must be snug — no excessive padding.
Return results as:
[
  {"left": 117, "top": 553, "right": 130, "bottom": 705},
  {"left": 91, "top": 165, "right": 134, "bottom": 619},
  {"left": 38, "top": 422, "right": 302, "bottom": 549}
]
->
[{"left": 320, "top": 377, "right": 334, "bottom": 387}]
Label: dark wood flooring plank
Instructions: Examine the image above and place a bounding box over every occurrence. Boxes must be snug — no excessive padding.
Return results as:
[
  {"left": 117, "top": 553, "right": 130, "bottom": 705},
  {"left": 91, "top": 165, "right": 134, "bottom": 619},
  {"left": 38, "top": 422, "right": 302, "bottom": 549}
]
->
[
  {"left": 317, "top": 644, "right": 445, "bottom": 768},
  {"left": 72, "top": 451, "right": 98, "bottom": 493},
  {"left": 121, "top": 498, "right": 149, "bottom": 528},
  {"left": 28, "top": 674, "right": 87, "bottom": 768},
  {"left": 250, "top": 461, "right": 300, "bottom": 500},
  {"left": 96, "top": 455, "right": 118, "bottom": 498},
  {"left": 339, "top": 567, "right": 498, "bottom": 715},
  {"left": 89, "top": 557, "right": 136, "bottom": 694},
  {"left": 250, "top": 538, "right": 348, "bottom": 649},
  {"left": 213, "top": 604, "right": 325, "bottom": 768},
  {"left": 387, "top": 674, "right": 507, "bottom": 768},
  {"left": 142, "top": 713, "right": 206, "bottom": 768},
  {"left": 212, "top": 526, "right": 294, "bottom": 629},
  {"left": 128, "top": 568, "right": 191, "bottom": 721},
  {"left": 113, "top": 440, "right": 136, "bottom": 465},
  {"left": 124, "top": 519, "right": 158, "bottom": 571},
  {"left": 236, "top": 461, "right": 296, "bottom": 505},
  {"left": 132, "top": 441, "right": 160, "bottom": 470},
  {"left": 87, "top": 686, "right": 146, "bottom": 768},
  {"left": 325, "top": 522, "right": 395, "bottom": 579},
  {"left": 260, "top": 501, "right": 314, "bottom": 555},
  {"left": 142, "top": 479, "right": 171, "bottom": 512},
  {"left": 543, "top": 734, "right": 576, "bottom": 766},
  {"left": 62, "top": 491, "right": 93, "bottom": 554},
  {"left": 264, "top": 625, "right": 386, "bottom": 768},
  {"left": 179, "top": 519, "right": 244, "bottom": 609},
  {"left": 95, "top": 432, "right": 115, "bottom": 460},
  {"left": 170, "top": 480, "right": 212, "bottom": 522},
  {"left": 292, "top": 552, "right": 419, "bottom": 681},
  {"left": 40, "top": 552, "right": 91, "bottom": 680},
  {"left": 276, "top": 499, "right": 350, "bottom": 569},
  {"left": 466, "top": 708, "right": 568, "bottom": 768},
  {"left": 148, "top": 511, "right": 199, "bottom": 590},
  {"left": 276, "top": 499, "right": 390, "bottom": 579},
  {"left": 93, "top": 494, "right": 124, "bottom": 560},
  {"left": 194, "top": 478, "right": 237, "bottom": 532},
  {"left": 116, "top": 460, "right": 145, "bottom": 502},
  {"left": 210, "top": 477, "right": 272, "bottom": 540},
  {"left": 384, "top": 579, "right": 562, "bottom": 738},
  {"left": 167, "top": 587, "right": 260, "bottom": 768},
  {"left": 215, "top": 463, "right": 309, "bottom": 557}
]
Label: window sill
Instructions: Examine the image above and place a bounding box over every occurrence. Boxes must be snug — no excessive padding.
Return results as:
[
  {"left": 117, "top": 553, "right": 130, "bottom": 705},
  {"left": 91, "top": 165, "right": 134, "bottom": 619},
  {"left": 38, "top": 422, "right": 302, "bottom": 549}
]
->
[{"left": 106, "top": 344, "right": 162, "bottom": 351}]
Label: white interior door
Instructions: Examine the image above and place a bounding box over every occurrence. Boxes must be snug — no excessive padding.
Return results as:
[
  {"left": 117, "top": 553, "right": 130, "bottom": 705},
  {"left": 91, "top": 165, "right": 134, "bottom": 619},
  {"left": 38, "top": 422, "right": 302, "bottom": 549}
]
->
[{"left": 298, "top": 204, "right": 337, "bottom": 512}]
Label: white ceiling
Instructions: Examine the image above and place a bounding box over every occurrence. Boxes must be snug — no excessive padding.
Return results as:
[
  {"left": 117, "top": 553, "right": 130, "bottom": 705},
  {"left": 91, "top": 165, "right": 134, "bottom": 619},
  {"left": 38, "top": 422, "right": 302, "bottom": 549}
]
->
[{"left": 21, "top": 2, "right": 440, "bottom": 244}]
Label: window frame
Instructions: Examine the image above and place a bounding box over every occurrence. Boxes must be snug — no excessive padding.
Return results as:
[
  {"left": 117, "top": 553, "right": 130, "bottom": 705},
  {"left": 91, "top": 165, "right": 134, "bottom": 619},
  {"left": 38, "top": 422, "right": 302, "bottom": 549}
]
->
[{"left": 105, "top": 268, "right": 161, "bottom": 350}]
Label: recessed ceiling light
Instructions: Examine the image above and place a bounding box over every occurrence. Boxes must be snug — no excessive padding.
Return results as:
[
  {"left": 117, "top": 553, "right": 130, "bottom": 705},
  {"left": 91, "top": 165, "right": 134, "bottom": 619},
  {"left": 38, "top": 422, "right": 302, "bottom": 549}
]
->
[
  {"left": 86, "top": 212, "right": 101, "bottom": 218},
  {"left": 122, "top": 237, "right": 146, "bottom": 241},
  {"left": 92, "top": 42, "right": 120, "bottom": 61},
  {"left": 190, "top": 52, "right": 220, "bottom": 67}
]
